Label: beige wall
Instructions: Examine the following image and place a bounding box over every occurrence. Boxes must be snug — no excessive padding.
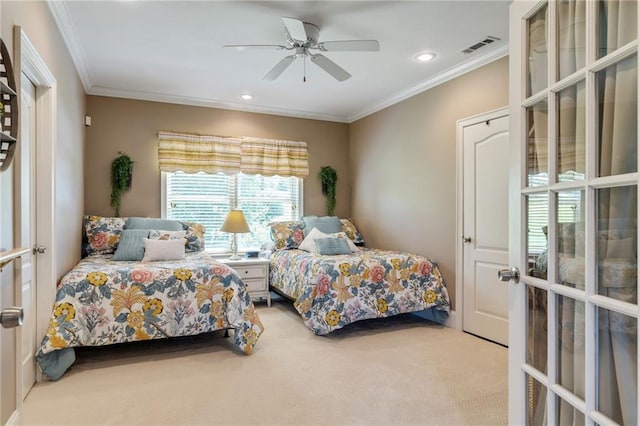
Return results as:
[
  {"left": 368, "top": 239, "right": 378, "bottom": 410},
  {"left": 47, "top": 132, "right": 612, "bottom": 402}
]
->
[
  {"left": 84, "top": 97, "right": 351, "bottom": 219},
  {"left": 1, "top": 1, "right": 85, "bottom": 423},
  {"left": 349, "top": 57, "right": 509, "bottom": 310}
]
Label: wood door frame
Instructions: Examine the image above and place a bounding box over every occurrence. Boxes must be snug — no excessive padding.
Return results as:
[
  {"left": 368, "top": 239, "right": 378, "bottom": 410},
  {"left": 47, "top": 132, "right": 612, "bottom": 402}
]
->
[
  {"left": 13, "top": 26, "right": 57, "bottom": 386},
  {"left": 455, "top": 106, "right": 509, "bottom": 332}
]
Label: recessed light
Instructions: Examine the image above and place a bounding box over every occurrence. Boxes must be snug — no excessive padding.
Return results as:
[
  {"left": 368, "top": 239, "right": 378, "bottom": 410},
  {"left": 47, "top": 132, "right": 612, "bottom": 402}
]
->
[
  {"left": 415, "top": 52, "right": 436, "bottom": 63},
  {"left": 241, "top": 94, "right": 253, "bottom": 100}
]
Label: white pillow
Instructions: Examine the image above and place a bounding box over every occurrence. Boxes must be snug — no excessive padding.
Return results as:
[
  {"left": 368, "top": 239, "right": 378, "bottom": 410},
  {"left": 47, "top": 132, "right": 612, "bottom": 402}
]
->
[
  {"left": 298, "top": 227, "right": 327, "bottom": 252},
  {"left": 148, "top": 229, "right": 186, "bottom": 241},
  {"left": 142, "top": 238, "right": 185, "bottom": 261},
  {"left": 298, "top": 228, "right": 359, "bottom": 253}
]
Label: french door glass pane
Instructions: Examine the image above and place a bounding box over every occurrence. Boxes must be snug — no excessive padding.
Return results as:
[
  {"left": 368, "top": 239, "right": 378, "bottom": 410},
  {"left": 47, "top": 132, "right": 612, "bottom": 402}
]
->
[
  {"left": 527, "top": 286, "right": 548, "bottom": 373},
  {"left": 597, "top": 0, "right": 637, "bottom": 59},
  {"left": 557, "top": 190, "right": 585, "bottom": 287},
  {"left": 596, "top": 186, "right": 637, "bottom": 304},
  {"left": 557, "top": 296, "right": 585, "bottom": 400},
  {"left": 528, "top": 4, "right": 549, "bottom": 96},
  {"left": 557, "top": 396, "right": 585, "bottom": 425},
  {"left": 527, "top": 101, "right": 549, "bottom": 186},
  {"left": 526, "top": 373, "right": 547, "bottom": 426},
  {"left": 596, "top": 307, "right": 638, "bottom": 425},
  {"left": 527, "top": 193, "right": 549, "bottom": 278},
  {"left": 597, "top": 54, "right": 638, "bottom": 177},
  {"left": 557, "top": 82, "right": 586, "bottom": 182},
  {"left": 557, "top": 0, "right": 586, "bottom": 80}
]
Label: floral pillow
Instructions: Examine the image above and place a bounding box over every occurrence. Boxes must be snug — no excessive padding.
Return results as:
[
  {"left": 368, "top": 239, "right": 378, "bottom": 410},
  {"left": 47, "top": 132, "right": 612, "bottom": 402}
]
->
[
  {"left": 340, "top": 218, "right": 365, "bottom": 246},
  {"left": 83, "top": 215, "right": 126, "bottom": 256},
  {"left": 268, "top": 221, "right": 305, "bottom": 250},
  {"left": 181, "top": 222, "right": 206, "bottom": 253}
]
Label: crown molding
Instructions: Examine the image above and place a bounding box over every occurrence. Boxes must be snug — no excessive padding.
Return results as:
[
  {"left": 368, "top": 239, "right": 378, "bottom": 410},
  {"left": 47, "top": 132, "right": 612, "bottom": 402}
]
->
[
  {"left": 47, "top": 0, "right": 92, "bottom": 91},
  {"left": 347, "top": 44, "right": 509, "bottom": 123},
  {"left": 87, "top": 86, "right": 350, "bottom": 123}
]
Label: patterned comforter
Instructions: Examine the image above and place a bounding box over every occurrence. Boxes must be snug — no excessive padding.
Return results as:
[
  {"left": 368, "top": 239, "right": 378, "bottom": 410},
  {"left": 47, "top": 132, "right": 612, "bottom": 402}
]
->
[
  {"left": 269, "top": 249, "right": 450, "bottom": 335},
  {"left": 37, "top": 252, "right": 264, "bottom": 380}
]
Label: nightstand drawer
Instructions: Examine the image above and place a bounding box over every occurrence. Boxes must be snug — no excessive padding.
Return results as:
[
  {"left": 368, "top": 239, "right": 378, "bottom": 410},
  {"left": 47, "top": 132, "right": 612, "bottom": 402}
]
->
[
  {"left": 244, "top": 278, "right": 267, "bottom": 292},
  {"left": 235, "top": 265, "right": 266, "bottom": 279}
]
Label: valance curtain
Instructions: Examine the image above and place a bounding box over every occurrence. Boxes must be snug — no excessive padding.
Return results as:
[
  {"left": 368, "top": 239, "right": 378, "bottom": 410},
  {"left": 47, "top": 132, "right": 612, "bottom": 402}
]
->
[
  {"left": 158, "top": 131, "right": 309, "bottom": 178},
  {"left": 240, "top": 136, "right": 309, "bottom": 178},
  {"left": 158, "top": 131, "right": 241, "bottom": 174}
]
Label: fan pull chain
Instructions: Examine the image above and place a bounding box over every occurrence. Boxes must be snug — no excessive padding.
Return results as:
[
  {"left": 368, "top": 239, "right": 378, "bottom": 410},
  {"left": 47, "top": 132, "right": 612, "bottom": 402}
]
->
[{"left": 303, "top": 55, "right": 307, "bottom": 83}]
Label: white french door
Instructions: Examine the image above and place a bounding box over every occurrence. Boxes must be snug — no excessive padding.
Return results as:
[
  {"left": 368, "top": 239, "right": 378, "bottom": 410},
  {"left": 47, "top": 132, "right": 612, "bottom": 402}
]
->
[{"left": 509, "top": 1, "right": 638, "bottom": 425}]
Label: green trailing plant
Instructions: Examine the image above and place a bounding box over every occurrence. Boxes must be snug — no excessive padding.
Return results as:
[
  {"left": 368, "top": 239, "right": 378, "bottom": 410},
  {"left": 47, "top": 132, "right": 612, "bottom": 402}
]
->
[
  {"left": 319, "top": 166, "right": 338, "bottom": 216},
  {"left": 110, "top": 152, "right": 134, "bottom": 217}
]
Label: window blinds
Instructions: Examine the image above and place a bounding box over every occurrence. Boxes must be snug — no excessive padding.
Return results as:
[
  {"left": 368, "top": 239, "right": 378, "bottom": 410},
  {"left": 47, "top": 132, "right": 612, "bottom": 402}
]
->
[{"left": 165, "top": 171, "right": 300, "bottom": 250}]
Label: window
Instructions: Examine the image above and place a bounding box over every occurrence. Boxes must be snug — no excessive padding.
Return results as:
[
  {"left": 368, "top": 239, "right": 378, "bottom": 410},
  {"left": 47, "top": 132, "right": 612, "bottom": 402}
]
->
[{"left": 163, "top": 171, "right": 302, "bottom": 251}]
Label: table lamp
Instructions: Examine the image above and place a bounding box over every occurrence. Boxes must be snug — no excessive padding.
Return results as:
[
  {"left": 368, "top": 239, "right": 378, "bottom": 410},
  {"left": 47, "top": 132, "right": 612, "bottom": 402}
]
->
[{"left": 220, "top": 209, "right": 250, "bottom": 260}]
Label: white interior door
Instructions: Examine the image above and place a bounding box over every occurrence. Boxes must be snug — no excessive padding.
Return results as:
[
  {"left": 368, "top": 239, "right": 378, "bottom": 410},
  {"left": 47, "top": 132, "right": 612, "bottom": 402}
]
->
[
  {"left": 509, "top": 1, "right": 638, "bottom": 424},
  {"left": 17, "top": 73, "right": 37, "bottom": 399},
  {"left": 461, "top": 110, "right": 510, "bottom": 346}
]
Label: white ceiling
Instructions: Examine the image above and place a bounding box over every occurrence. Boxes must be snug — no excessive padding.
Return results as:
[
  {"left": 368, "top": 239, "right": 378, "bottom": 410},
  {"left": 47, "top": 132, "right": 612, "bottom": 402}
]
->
[{"left": 49, "top": 1, "right": 510, "bottom": 123}]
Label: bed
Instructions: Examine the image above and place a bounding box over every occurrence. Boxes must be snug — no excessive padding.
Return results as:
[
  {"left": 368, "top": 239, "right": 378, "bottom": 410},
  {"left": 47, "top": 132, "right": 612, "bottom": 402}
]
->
[
  {"left": 267, "top": 218, "right": 450, "bottom": 335},
  {"left": 36, "top": 216, "right": 264, "bottom": 380}
]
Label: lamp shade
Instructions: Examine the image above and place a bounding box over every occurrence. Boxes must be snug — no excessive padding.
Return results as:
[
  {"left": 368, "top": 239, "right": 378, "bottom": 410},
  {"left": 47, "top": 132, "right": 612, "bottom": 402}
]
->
[{"left": 220, "top": 210, "right": 250, "bottom": 233}]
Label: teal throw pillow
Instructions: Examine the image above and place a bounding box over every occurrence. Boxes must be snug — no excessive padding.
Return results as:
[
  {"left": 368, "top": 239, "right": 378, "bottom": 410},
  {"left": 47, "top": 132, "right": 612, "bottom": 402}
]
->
[
  {"left": 315, "top": 237, "right": 353, "bottom": 255},
  {"left": 112, "top": 229, "right": 150, "bottom": 261},
  {"left": 125, "top": 217, "right": 183, "bottom": 231},
  {"left": 302, "top": 216, "right": 342, "bottom": 236}
]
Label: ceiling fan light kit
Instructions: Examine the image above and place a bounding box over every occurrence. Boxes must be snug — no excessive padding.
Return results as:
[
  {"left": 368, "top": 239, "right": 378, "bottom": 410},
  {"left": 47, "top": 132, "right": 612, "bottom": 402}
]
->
[{"left": 225, "top": 16, "right": 380, "bottom": 82}]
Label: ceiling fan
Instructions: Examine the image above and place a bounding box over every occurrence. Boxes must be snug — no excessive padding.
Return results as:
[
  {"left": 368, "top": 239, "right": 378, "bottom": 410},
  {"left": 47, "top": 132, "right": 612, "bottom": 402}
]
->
[{"left": 224, "top": 17, "right": 380, "bottom": 82}]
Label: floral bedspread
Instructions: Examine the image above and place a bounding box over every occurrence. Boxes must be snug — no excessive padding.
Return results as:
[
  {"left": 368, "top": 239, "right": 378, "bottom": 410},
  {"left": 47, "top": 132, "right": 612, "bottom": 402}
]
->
[
  {"left": 37, "top": 252, "right": 264, "bottom": 380},
  {"left": 269, "top": 249, "right": 450, "bottom": 335}
]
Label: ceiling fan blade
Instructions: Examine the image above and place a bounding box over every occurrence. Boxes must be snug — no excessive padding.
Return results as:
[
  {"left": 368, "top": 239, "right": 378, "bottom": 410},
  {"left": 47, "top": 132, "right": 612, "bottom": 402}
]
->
[
  {"left": 310, "top": 54, "right": 351, "bottom": 81},
  {"left": 316, "top": 40, "right": 380, "bottom": 52},
  {"left": 282, "top": 17, "right": 308, "bottom": 43},
  {"left": 263, "top": 55, "right": 297, "bottom": 81},
  {"left": 224, "top": 44, "right": 288, "bottom": 50}
]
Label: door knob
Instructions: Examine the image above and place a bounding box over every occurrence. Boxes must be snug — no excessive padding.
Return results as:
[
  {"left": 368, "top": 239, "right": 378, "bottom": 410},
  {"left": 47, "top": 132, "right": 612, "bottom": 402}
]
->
[
  {"left": 0, "top": 307, "right": 23, "bottom": 328},
  {"left": 498, "top": 267, "right": 520, "bottom": 283},
  {"left": 462, "top": 236, "right": 472, "bottom": 243}
]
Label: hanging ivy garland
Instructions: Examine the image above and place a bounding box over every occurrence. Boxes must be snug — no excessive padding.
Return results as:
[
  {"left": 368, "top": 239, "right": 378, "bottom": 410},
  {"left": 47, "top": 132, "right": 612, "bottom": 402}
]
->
[
  {"left": 319, "top": 166, "right": 338, "bottom": 216},
  {"left": 110, "top": 152, "right": 134, "bottom": 217}
]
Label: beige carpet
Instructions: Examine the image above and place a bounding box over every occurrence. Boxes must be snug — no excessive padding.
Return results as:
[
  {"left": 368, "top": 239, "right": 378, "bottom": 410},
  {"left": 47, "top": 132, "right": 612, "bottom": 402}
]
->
[{"left": 21, "top": 300, "right": 507, "bottom": 425}]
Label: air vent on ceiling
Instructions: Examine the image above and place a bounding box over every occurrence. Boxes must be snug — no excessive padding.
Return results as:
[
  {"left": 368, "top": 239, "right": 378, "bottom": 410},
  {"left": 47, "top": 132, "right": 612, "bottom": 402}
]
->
[{"left": 462, "top": 36, "right": 501, "bottom": 54}]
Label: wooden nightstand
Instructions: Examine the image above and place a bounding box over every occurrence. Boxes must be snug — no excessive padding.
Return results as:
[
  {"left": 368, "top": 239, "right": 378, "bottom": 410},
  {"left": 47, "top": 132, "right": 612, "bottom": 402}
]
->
[{"left": 219, "top": 257, "right": 271, "bottom": 306}]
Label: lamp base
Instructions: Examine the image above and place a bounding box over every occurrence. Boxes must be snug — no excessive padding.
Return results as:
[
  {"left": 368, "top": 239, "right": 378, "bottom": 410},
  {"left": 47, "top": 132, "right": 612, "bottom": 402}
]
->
[{"left": 228, "top": 233, "right": 241, "bottom": 260}]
